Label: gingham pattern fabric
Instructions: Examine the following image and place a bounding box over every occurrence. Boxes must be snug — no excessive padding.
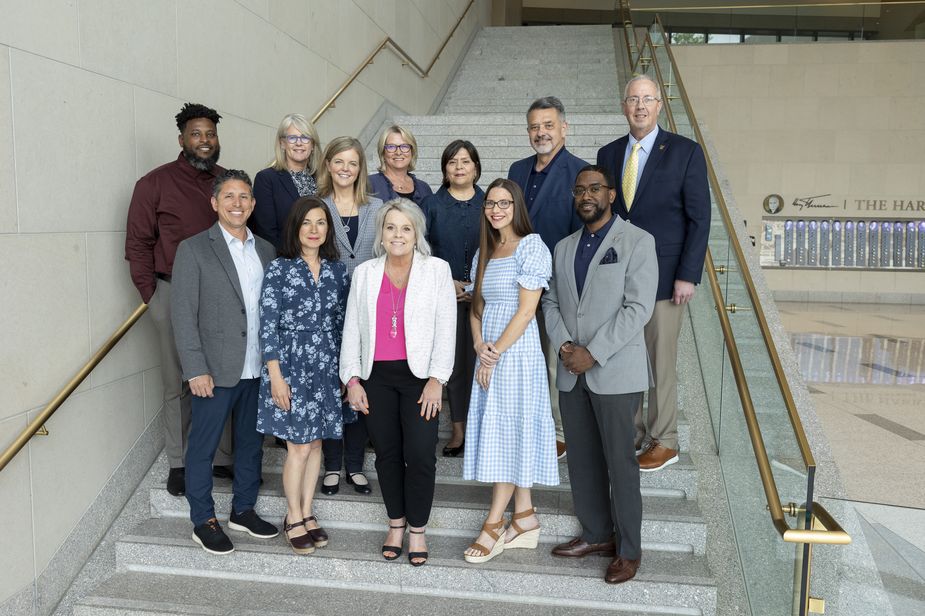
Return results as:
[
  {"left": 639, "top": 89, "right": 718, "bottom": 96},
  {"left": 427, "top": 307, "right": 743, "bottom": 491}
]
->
[{"left": 463, "top": 234, "right": 560, "bottom": 488}]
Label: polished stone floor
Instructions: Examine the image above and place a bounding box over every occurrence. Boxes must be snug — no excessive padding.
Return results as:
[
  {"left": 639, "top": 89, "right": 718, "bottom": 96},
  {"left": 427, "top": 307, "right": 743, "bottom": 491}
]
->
[{"left": 778, "top": 301, "right": 925, "bottom": 614}]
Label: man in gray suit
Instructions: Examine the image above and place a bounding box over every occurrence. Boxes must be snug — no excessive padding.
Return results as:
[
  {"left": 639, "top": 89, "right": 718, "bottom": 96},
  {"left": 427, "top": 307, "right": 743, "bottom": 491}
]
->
[
  {"left": 542, "top": 165, "right": 658, "bottom": 584},
  {"left": 171, "top": 169, "right": 278, "bottom": 554}
]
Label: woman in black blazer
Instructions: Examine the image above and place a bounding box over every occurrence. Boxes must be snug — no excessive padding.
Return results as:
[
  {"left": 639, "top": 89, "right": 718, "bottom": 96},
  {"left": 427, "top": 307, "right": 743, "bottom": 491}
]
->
[{"left": 251, "top": 114, "right": 322, "bottom": 251}]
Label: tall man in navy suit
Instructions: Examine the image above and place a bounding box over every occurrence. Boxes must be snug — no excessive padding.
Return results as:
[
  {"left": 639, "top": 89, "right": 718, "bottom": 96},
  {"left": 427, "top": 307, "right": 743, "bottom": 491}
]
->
[
  {"left": 596, "top": 76, "right": 710, "bottom": 472},
  {"left": 508, "top": 97, "right": 587, "bottom": 458}
]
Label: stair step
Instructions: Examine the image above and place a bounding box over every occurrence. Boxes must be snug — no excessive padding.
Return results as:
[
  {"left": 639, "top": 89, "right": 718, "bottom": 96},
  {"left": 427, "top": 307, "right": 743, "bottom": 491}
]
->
[
  {"left": 73, "top": 571, "right": 710, "bottom": 616},
  {"left": 104, "top": 522, "right": 716, "bottom": 615},
  {"left": 148, "top": 464, "right": 707, "bottom": 554}
]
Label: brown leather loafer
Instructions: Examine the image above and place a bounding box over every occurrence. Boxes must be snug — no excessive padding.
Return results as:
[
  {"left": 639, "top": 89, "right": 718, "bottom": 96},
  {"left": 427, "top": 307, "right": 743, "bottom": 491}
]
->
[
  {"left": 637, "top": 442, "right": 678, "bottom": 472},
  {"left": 605, "top": 556, "right": 641, "bottom": 584},
  {"left": 551, "top": 537, "right": 616, "bottom": 558}
]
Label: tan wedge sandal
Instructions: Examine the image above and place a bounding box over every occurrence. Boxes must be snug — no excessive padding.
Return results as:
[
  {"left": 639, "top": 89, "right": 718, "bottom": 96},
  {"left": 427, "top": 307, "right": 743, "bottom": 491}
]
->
[
  {"left": 463, "top": 518, "right": 506, "bottom": 564},
  {"left": 504, "top": 508, "right": 540, "bottom": 550}
]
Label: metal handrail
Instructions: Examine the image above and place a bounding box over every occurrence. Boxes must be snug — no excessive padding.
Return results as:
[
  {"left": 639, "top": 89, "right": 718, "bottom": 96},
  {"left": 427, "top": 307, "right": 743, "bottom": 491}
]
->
[
  {"left": 0, "top": 303, "right": 149, "bottom": 474},
  {"left": 312, "top": 0, "right": 475, "bottom": 124}
]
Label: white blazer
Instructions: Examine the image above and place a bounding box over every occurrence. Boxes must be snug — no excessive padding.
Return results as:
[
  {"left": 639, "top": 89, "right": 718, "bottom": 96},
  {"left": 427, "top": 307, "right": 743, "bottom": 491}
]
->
[{"left": 340, "top": 252, "right": 457, "bottom": 383}]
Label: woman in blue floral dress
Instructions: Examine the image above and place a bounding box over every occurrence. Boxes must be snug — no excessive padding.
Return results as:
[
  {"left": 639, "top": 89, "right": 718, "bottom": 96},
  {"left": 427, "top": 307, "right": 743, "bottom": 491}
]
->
[{"left": 257, "top": 196, "right": 353, "bottom": 555}]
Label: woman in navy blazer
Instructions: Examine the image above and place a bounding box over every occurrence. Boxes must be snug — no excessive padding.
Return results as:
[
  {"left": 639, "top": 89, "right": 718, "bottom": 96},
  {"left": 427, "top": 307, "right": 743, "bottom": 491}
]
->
[
  {"left": 251, "top": 114, "right": 322, "bottom": 251},
  {"left": 368, "top": 124, "right": 433, "bottom": 206}
]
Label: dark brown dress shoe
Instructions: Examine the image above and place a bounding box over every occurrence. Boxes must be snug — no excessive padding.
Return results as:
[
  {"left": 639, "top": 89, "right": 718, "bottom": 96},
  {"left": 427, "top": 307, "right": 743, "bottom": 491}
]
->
[
  {"left": 551, "top": 537, "right": 616, "bottom": 558},
  {"left": 605, "top": 556, "right": 641, "bottom": 584}
]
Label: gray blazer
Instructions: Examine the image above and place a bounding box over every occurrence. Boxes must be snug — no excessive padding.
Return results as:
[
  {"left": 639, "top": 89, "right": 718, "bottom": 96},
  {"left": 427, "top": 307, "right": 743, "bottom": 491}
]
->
[
  {"left": 322, "top": 195, "right": 384, "bottom": 277},
  {"left": 542, "top": 215, "right": 658, "bottom": 395},
  {"left": 171, "top": 222, "right": 275, "bottom": 388}
]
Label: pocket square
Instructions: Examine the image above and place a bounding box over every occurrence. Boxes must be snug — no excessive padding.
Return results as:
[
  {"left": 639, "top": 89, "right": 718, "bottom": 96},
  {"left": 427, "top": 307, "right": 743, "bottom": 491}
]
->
[{"left": 599, "top": 246, "right": 619, "bottom": 264}]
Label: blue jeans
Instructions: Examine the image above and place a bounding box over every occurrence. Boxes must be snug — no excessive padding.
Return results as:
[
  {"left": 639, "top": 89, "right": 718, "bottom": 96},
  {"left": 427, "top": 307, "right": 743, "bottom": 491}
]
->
[{"left": 185, "top": 379, "right": 263, "bottom": 527}]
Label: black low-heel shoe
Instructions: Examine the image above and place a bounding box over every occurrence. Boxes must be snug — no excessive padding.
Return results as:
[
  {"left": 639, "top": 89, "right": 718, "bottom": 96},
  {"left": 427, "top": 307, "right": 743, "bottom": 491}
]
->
[
  {"left": 346, "top": 472, "right": 372, "bottom": 495},
  {"left": 320, "top": 472, "right": 340, "bottom": 495},
  {"left": 442, "top": 440, "right": 464, "bottom": 457}
]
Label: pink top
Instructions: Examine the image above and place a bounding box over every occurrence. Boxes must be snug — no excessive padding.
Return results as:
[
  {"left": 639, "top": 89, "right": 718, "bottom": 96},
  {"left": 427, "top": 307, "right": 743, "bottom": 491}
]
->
[{"left": 374, "top": 272, "right": 408, "bottom": 361}]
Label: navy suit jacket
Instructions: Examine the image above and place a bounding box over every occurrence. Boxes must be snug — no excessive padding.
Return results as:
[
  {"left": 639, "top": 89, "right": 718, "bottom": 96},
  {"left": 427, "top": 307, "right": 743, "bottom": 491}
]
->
[
  {"left": 250, "top": 167, "right": 305, "bottom": 252},
  {"left": 596, "top": 128, "right": 710, "bottom": 301},
  {"left": 508, "top": 147, "right": 586, "bottom": 254}
]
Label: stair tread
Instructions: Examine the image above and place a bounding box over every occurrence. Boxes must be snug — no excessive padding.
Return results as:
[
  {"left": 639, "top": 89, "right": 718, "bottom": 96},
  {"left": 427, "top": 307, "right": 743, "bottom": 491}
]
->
[
  {"left": 152, "top": 471, "right": 703, "bottom": 522},
  {"left": 77, "top": 569, "right": 709, "bottom": 616}
]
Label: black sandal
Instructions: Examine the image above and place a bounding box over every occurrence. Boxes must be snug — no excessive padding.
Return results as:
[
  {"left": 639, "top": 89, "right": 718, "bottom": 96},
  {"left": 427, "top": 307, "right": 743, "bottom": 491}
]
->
[
  {"left": 382, "top": 523, "right": 406, "bottom": 561},
  {"left": 408, "top": 528, "right": 428, "bottom": 567}
]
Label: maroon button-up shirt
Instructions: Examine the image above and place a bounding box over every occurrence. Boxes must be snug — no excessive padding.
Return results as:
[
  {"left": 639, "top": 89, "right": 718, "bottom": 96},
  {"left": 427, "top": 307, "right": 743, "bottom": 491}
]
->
[{"left": 124, "top": 154, "right": 223, "bottom": 302}]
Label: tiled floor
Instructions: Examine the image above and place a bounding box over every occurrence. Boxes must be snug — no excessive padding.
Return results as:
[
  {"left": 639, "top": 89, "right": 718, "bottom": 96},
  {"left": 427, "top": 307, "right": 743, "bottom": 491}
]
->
[{"left": 778, "top": 301, "right": 925, "bottom": 614}]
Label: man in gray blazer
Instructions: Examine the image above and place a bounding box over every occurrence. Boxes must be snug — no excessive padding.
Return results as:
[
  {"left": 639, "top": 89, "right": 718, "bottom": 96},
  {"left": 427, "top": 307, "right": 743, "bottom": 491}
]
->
[
  {"left": 171, "top": 169, "right": 278, "bottom": 554},
  {"left": 542, "top": 165, "right": 658, "bottom": 584}
]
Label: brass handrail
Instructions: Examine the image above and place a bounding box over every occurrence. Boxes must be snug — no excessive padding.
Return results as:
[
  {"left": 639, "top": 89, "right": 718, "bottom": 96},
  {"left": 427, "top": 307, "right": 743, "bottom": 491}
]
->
[
  {"left": 312, "top": 0, "right": 475, "bottom": 124},
  {"left": 618, "top": 1, "right": 638, "bottom": 71},
  {"left": 0, "top": 303, "right": 149, "bottom": 474}
]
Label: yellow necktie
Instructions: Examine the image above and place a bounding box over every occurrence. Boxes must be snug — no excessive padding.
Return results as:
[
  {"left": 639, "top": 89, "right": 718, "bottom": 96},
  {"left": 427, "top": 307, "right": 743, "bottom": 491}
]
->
[{"left": 622, "top": 142, "right": 641, "bottom": 210}]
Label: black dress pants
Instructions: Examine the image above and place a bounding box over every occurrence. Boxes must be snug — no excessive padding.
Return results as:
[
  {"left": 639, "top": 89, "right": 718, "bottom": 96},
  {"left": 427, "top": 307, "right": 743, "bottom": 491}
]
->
[
  {"left": 363, "top": 360, "right": 439, "bottom": 528},
  {"left": 447, "top": 302, "right": 475, "bottom": 423}
]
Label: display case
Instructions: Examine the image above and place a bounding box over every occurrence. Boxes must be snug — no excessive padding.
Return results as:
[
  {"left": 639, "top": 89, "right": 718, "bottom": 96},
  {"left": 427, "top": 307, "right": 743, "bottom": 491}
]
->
[{"left": 760, "top": 216, "right": 925, "bottom": 270}]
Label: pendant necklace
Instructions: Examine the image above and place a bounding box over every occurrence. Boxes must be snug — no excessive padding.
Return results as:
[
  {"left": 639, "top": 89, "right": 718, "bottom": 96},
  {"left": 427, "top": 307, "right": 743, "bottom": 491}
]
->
[
  {"left": 337, "top": 198, "right": 358, "bottom": 235},
  {"left": 386, "top": 266, "right": 408, "bottom": 339}
]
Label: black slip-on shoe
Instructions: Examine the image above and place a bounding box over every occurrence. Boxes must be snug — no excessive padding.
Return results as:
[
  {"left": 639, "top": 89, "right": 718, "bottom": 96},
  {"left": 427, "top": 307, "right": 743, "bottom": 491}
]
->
[{"left": 166, "top": 467, "right": 185, "bottom": 496}]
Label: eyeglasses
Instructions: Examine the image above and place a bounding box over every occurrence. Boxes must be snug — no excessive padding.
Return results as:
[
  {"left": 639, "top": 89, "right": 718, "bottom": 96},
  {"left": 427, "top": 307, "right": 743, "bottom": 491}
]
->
[
  {"left": 623, "top": 95, "right": 660, "bottom": 107},
  {"left": 571, "top": 184, "right": 611, "bottom": 197},
  {"left": 384, "top": 143, "right": 413, "bottom": 153},
  {"left": 283, "top": 135, "right": 313, "bottom": 145},
  {"left": 483, "top": 200, "right": 514, "bottom": 210}
]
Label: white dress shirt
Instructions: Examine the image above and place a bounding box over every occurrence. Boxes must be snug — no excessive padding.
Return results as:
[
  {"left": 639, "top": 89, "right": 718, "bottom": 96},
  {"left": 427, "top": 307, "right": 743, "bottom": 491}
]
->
[{"left": 219, "top": 224, "right": 264, "bottom": 379}]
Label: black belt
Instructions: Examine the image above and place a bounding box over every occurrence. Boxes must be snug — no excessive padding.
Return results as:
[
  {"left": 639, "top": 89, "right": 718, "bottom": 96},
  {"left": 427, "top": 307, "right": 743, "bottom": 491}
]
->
[{"left": 156, "top": 273, "right": 172, "bottom": 283}]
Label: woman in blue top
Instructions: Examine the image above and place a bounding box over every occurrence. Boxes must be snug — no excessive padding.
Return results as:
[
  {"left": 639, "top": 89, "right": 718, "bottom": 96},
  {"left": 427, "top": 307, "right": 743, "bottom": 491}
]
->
[
  {"left": 462, "top": 178, "right": 558, "bottom": 564},
  {"left": 368, "top": 125, "right": 433, "bottom": 205},
  {"left": 421, "top": 140, "right": 483, "bottom": 457},
  {"left": 256, "top": 196, "right": 352, "bottom": 555}
]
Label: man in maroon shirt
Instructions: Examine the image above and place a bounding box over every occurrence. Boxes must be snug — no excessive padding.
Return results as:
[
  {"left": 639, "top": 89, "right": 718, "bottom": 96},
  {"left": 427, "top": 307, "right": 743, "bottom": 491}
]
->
[{"left": 125, "top": 102, "right": 234, "bottom": 496}]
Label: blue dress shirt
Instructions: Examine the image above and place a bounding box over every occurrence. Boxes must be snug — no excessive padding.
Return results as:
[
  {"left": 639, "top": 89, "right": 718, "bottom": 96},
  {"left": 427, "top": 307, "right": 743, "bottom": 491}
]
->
[{"left": 574, "top": 214, "right": 617, "bottom": 298}]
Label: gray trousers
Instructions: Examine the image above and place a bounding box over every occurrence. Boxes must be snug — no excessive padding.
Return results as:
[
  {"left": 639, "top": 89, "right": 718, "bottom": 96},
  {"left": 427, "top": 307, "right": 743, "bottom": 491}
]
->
[
  {"left": 635, "top": 299, "right": 684, "bottom": 450},
  {"left": 559, "top": 375, "right": 642, "bottom": 560},
  {"left": 148, "top": 278, "right": 233, "bottom": 468}
]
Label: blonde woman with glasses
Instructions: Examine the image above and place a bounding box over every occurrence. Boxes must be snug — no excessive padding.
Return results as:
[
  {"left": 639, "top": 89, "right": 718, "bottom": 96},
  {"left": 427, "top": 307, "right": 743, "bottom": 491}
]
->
[
  {"left": 252, "top": 113, "right": 322, "bottom": 251},
  {"left": 369, "top": 125, "right": 433, "bottom": 205}
]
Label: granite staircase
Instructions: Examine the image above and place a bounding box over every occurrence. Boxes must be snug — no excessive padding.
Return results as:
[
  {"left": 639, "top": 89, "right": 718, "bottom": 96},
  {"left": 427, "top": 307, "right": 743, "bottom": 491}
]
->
[{"left": 69, "top": 25, "right": 721, "bottom": 616}]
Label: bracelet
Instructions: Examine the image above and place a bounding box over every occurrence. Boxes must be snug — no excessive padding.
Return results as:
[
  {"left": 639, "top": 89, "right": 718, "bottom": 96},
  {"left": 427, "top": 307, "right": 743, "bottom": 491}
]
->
[{"left": 346, "top": 377, "right": 360, "bottom": 388}]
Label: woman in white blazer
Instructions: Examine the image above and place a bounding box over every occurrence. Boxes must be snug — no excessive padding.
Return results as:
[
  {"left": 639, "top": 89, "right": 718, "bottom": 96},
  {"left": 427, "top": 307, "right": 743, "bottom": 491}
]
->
[{"left": 340, "top": 198, "right": 457, "bottom": 567}]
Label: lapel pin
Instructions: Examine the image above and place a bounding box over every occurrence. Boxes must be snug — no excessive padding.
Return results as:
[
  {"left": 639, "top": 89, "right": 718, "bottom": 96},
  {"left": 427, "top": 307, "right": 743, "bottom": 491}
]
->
[{"left": 659, "top": 144, "right": 666, "bottom": 151}]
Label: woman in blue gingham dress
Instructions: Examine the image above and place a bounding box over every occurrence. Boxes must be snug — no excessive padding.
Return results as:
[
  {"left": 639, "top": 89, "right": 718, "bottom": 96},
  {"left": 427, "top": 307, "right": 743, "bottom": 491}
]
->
[{"left": 462, "top": 178, "right": 559, "bottom": 564}]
